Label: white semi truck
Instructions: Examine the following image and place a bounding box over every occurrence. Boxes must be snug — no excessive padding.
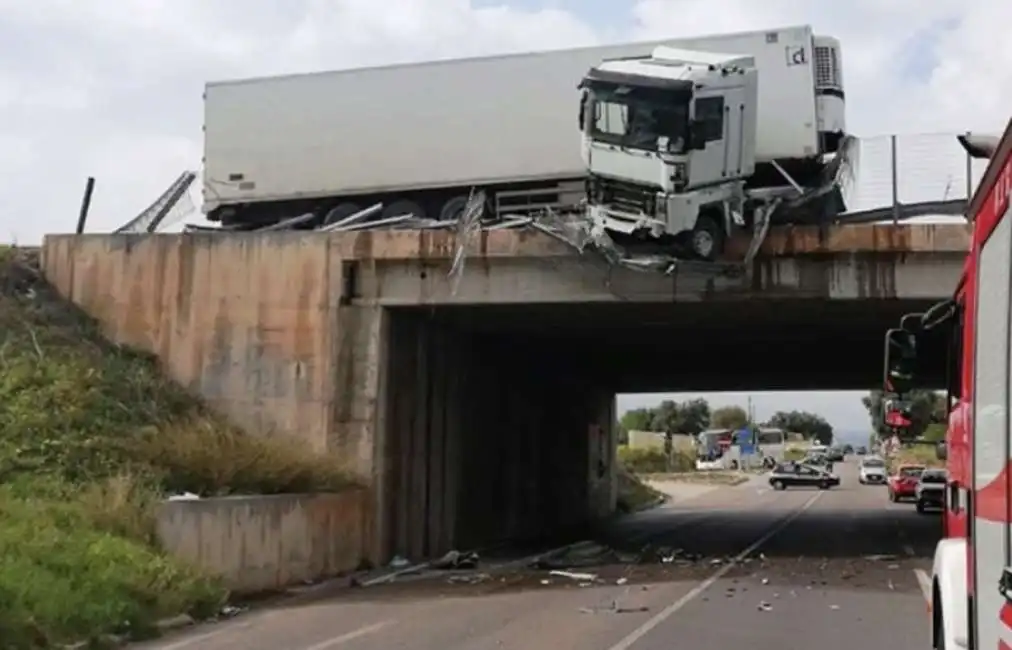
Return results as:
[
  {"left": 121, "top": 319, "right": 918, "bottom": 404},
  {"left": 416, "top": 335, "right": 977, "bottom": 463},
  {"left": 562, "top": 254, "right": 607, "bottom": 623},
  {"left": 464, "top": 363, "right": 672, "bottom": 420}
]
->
[
  {"left": 579, "top": 30, "right": 847, "bottom": 260},
  {"left": 202, "top": 25, "right": 846, "bottom": 260}
]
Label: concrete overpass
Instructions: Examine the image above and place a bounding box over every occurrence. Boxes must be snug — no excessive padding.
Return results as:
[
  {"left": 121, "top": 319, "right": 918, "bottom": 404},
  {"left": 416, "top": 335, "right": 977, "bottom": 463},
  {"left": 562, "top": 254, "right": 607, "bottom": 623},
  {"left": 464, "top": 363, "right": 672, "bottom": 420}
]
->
[{"left": 40, "top": 222, "right": 968, "bottom": 565}]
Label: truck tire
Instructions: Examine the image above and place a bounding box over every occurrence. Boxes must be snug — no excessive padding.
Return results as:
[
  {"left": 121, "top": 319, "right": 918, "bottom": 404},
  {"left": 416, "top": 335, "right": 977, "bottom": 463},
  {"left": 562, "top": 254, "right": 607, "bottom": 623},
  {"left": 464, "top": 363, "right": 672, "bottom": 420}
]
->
[
  {"left": 323, "top": 202, "right": 363, "bottom": 226},
  {"left": 772, "top": 480, "right": 786, "bottom": 491},
  {"left": 916, "top": 501, "right": 926, "bottom": 514},
  {"left": 819, "top": 480, "right": 831, "bottom": 490},
  {"left": 690, "top": 212, "right": 725, "bottom": 261},
  {"left": 439, "top": 195, "right": 470, "bottom": 222},
  {"left": 382, "top": 199, "right": 426, "bottom": 220}
]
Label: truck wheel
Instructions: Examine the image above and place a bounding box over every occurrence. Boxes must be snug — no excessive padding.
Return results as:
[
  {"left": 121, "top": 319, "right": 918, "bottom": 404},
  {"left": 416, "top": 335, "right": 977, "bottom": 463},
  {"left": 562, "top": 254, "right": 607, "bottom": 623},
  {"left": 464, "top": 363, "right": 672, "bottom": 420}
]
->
[
  {"left": 772, "top": 480, "right": 786, "bottom": 491},
  {"left": 382, "top": 199, "right": 426, "bottom": 221},
  {"left": 323, "top": 202, "right": 363, "bottom": 226},
  {"left": 916, "top": 502, "right": 926, "bottom": 514},
  {"left": 438, "top": 195, "right": 470, "bottom": 222},
  {"left": 690, "top": 213, "right": 725, "bottom": 261},
  {"left": 819, "top": 481, "right": 830, "bottom": 490}
]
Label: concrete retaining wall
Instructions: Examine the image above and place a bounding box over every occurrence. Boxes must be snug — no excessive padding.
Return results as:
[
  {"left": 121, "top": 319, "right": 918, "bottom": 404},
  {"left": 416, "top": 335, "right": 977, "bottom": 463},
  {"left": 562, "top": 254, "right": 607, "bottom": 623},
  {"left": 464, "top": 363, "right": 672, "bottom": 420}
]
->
[{"left": 157, "top": 491, "right": 369, "bottom": 594}]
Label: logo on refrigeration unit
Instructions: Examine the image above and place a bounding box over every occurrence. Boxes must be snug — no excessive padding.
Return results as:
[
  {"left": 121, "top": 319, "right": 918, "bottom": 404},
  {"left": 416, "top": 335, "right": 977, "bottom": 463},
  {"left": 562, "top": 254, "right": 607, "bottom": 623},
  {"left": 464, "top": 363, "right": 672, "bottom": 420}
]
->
[{"left": 785, "top": 46, "right": 807, "bottom": 66}]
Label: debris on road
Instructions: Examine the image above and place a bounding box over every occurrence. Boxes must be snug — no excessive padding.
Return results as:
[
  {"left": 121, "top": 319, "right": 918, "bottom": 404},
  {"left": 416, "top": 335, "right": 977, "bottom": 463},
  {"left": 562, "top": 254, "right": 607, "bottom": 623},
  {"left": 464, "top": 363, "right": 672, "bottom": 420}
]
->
[
  {"left": 758, "top": 601, "right": 773, "bottom": 612},
  {"left": 550, "top": 570, "right": 600, "bottom": 582}
]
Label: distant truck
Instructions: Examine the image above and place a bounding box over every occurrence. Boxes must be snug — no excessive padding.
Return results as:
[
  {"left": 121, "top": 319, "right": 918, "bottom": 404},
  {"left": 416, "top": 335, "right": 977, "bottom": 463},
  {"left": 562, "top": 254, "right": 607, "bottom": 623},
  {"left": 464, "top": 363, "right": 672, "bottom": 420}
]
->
[{"left": 202, "top": 24, "right": 847, "bottom": 253}]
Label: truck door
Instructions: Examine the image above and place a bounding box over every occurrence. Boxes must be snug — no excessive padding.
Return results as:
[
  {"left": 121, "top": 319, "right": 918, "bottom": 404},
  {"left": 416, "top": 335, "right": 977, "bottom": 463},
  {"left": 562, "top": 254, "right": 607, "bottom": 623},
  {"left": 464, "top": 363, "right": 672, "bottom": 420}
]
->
[
  {"left": 972, "top": 203, "right": 1012, "bottom": 650},
  {"left": 687, "top": 93, "right": 728, "bottom": 188}
]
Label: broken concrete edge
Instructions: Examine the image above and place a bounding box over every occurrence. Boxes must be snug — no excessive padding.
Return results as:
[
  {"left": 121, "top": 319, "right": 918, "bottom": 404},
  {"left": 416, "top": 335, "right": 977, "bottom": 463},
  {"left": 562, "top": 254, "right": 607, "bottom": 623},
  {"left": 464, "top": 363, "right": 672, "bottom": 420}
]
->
[{"left": 345, "top": 223, "right": 969, "bottom": 261}]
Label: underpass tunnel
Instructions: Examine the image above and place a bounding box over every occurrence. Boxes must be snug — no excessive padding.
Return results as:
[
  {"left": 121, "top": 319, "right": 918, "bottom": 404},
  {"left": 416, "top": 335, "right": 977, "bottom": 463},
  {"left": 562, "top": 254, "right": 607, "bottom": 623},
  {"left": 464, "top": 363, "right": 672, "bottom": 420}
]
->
[{"left": 376, "top": 298, "right": 942, "bottom": 564}]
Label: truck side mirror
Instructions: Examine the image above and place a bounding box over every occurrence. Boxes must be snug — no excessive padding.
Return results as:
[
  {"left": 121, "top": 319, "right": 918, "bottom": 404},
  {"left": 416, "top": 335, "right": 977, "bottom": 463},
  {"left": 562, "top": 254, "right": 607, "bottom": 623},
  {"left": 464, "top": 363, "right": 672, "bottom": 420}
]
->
[
  {"left": 578, "top": 91, "right": 588, "bottom": 130},
  {"left": 936, "top": 441, "right": 947, "bottom": 461},
  {"left": 689, "top": 120, "right": 707, "bottom": 150},
  {"left": 883, "top": 328, "right": 917, "bottom": 395}
]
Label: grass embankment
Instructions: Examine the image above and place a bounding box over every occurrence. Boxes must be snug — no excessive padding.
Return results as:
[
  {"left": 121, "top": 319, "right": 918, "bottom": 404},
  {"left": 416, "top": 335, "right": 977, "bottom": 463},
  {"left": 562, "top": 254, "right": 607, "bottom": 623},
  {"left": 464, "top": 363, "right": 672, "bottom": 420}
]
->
[
  {"left": 615, "top": 446, "right": 755, "bottom": 511},
  {"left": 0, "top": 248, "right": 358, "bottom": 648},
  {"left": 890, "top": 444, "right": 944, "bottom": 471}
]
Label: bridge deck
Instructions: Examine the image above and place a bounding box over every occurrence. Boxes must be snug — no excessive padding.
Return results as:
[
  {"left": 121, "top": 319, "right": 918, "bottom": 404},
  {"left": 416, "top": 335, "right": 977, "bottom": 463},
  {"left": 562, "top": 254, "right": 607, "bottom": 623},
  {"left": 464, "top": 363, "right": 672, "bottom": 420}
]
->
[{"left": 326, "top": 222, "right": 971, "bottom": 262}]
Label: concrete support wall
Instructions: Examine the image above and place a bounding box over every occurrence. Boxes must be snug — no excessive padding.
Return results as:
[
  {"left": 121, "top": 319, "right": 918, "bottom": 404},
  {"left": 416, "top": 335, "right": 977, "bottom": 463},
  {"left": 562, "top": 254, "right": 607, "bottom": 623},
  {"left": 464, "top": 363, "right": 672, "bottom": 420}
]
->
[
  {"left": 41, "top": 234, "right": 346, "bottom": 454},
  {"left": 40, "top": 234, "right": 620, "bottom": 566},
  {"left": 157, "top": 491, "right": 369, "bottom": 594},
  {"left": 378, "top": 317, "right": 617, "bottom": 560}
]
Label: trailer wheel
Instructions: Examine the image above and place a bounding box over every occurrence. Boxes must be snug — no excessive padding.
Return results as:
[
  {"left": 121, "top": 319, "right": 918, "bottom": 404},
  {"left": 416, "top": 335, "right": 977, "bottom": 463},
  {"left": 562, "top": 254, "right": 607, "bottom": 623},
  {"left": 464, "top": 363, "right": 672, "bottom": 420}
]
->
[
  {"left": 439, "top": 196, "right": 470, "bottom": 222},
  {"left": 382, "top": 200, "right": 426, "bottom": 221},
  {"left": 690, "top": 212, "right": 725, "bottom": 261},
  {"left": 323, "top": 202, "right": 363, "bottom": 226}
]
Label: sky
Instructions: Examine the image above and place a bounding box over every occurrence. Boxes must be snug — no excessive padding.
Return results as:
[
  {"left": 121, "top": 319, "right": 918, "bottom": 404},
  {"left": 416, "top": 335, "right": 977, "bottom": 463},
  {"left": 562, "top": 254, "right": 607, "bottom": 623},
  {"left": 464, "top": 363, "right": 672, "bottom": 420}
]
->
[{"left": 3, "top": 0, "right": 1011, "bottom": 433}]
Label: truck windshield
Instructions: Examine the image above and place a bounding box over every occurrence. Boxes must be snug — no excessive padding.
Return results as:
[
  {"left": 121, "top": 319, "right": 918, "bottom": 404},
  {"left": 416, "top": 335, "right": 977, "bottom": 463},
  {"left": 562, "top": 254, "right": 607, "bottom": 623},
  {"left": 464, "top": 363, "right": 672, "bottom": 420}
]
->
[{"left": 585, "top": 84, "right": 689, "bottom": 154}]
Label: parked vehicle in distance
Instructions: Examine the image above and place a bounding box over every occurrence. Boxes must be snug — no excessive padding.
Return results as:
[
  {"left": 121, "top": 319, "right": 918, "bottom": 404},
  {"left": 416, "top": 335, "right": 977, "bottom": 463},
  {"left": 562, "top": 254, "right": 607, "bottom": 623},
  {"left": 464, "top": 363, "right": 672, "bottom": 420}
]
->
[
  {"left": 769, "top": 463, "right": 840, "bottom": 490},
  {"left": 887, "top": 464, "right": 926, "bottom": 502},
  {"left": 803, "top": 452, "right": 834, "bottom": 472},
  {"left": 855, "top": 446, "right": 867, "bottom": 455},
  {"left": 827, "top": 447, "right": 845, "bottom": 462},
  {"left": 915, "top": 468, "right": 947, "bottom": 514},
  {"left": 858, "top": 456, "right": 887, "bottom": 484}
]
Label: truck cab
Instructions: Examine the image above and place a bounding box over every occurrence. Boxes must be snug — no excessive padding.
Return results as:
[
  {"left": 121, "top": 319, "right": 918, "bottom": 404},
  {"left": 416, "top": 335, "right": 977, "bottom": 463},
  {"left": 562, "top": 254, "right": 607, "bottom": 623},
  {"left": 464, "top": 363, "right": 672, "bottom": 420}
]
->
[
  {"left": 577, "top": 29, "right": 848, "bottom": 262},
  {"left": 579, "top": 47, "right": 757, "bottom": 260}
]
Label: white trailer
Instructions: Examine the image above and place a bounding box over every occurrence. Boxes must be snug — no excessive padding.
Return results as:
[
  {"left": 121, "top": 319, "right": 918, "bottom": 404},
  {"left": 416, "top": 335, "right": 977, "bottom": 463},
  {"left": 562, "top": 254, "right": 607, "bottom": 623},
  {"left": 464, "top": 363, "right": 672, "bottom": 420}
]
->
[{"left": 202, "top": 25, "right": 844, "bottom": 230}]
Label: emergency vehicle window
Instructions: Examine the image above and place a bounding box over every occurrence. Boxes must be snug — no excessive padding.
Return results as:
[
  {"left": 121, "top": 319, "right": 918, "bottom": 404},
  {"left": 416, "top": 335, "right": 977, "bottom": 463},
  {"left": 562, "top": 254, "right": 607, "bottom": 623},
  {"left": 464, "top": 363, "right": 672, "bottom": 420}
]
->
[{"left": 946, "top": 304, "right": 963, "bottom": 400}]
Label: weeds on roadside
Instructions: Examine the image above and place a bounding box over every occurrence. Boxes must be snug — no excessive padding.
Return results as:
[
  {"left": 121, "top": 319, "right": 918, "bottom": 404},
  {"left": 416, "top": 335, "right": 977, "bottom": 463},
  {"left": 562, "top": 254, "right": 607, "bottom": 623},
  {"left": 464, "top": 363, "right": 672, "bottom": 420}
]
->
[{"left": 0, "top": 248, "right": 360, "bottom": 646}]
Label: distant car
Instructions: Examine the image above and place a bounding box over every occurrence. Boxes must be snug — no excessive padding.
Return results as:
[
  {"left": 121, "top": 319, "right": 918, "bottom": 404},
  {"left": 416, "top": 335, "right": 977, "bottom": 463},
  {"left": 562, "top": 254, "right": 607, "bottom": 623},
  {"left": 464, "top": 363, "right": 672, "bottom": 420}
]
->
[
  {"left": 827, "top": 447, "right": 845, "bottom": 462},
  {"left": 855, "top": 446, "right": 867, "bottom": 455},
  {"left": 769, "top": 463, "right": 840, "bottom": 491},
  {"left": 858, "top": 456, "right": 887, "bottom": 484},
  {"left": 916, "top": 468, "right": 948, "bottom": 514},
  {"left": 803, "top": 453, "right": 831, "bottom": 467},
  {"left": 888, "top": 464, "right": 926, "bottom": 502}
]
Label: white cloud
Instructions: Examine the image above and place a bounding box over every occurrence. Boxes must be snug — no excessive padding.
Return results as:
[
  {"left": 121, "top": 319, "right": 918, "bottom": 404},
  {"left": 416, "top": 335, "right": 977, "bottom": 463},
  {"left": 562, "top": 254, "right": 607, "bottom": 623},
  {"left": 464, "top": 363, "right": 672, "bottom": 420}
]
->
[
  {"left": 2, "top": 0, "right": 1008, "bottom": 241},
  {"left": 2, "top": 0, "right": 1008, "bottom": 426}
]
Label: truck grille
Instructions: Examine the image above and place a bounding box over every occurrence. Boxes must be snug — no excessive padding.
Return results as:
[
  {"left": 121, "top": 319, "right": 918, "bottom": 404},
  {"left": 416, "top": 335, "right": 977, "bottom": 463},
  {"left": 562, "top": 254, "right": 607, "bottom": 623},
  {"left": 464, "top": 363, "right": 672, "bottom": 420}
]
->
[
  {"left": 588, "top": 176, "right": 656, "bottom": 215},
  {"left": 814, "top": 45, "right": 842, "bottom": 91}
]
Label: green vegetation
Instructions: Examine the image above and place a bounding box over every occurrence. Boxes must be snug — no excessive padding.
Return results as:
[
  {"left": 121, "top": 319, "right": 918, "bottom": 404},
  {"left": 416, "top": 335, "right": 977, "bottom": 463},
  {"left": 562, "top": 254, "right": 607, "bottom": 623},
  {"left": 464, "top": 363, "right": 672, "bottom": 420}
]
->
[
  {"left": 862, "top": 389, "right": 947, "bottom": 440},
  {"left": 615, "top": 465, "right": 664, "bottom": 513},
  {"left": 617, "top": 446, "right": 695, "bottom": 474},
  {"left": 618, "top": 399, "right": 835, "bottom": 445},
  {"left": 890, "top": 444, "right": 944, "bottom": 471},
  {"left": 0, "top": 248, "right": 358, "bottom": 648}
]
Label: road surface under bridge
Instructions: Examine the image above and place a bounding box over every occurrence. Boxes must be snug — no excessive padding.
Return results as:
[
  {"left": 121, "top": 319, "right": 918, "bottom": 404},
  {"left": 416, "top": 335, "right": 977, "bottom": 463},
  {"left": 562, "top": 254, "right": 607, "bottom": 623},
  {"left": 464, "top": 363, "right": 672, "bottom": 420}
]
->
[{"left": 42, "top": 221, "right": 968, "bottom": 566}]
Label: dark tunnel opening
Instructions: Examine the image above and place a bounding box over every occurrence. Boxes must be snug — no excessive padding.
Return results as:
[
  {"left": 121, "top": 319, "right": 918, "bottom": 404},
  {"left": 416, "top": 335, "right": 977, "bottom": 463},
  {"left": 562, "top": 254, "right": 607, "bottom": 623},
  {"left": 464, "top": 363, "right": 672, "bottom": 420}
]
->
[{"left": 376, "top": 298, "right": 945, "bottom": 565}]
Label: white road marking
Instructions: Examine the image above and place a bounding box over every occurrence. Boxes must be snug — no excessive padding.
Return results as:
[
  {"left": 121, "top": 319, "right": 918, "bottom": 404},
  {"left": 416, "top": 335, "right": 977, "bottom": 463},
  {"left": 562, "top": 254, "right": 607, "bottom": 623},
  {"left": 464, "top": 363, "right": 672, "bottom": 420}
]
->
[
  {"left": 300, "top": 620, "right": 394, "bottom": 650},
  {"left": 605, "top": 491, "right": 824, "bottom": 650},
  {"left": 914, "top": 568, "right": 933, "bottom": 606},
  {"left": 150, "top": 621, "right": 257, "bottom": 650}
]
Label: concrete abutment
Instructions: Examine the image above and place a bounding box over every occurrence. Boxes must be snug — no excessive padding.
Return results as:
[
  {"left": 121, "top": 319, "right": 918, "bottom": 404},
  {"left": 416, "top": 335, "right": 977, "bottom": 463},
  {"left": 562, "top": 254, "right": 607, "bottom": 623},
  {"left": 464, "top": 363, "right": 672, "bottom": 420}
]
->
[{"left": 40, "top": 233, "right": 618, "bottom": 568}]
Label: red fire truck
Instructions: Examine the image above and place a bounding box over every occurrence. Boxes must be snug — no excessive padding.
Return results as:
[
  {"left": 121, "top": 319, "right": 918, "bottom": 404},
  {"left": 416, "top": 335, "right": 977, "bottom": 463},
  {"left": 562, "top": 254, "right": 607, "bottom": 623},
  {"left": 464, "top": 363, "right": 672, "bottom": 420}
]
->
[{"left": 882, "top": 123, "right": 1012, "bottom": 650}]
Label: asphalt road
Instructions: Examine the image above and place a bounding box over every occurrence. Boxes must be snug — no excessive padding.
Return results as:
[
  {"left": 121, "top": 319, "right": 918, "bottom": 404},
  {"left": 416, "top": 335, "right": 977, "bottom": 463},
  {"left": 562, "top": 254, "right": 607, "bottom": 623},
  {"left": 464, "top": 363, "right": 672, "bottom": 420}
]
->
[{"left": 139, "top": 457, "right": 941, "bottom": 650}]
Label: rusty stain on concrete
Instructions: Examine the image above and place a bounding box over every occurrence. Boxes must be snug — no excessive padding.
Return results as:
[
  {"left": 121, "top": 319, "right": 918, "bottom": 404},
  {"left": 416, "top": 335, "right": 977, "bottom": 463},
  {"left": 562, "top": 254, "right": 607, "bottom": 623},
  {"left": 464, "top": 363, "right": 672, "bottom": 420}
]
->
[
  {"left": 324, "top": 223, "right": 971, "bottom": 262},
  {"left": 726, "top": 222, "right": 970, "bottom": 258},
  {"left": 157, "top": 491, "right": 369, "bottom": 594}
]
